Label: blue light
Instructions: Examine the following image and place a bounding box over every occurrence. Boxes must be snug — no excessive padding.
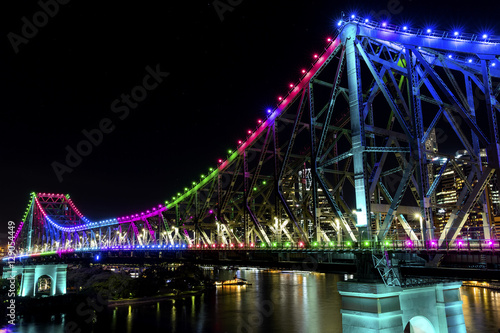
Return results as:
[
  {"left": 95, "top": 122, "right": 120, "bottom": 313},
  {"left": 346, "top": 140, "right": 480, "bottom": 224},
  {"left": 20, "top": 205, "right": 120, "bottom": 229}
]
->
[
  {"left": 448, "top": 54, "right": 452, "bottom": 58},
  {"left": 364, "top": 19, "right": 369, "bottom": 23},
  {"left": 96, "top": 255, "right": 100, "bottom": 260},
  {"left": 493, "top": 63, "right": 496, "bottom": 67},
  {"left": 351, "top": 14, "right": 355, "bottom": 19},
  {"left": 427, "top": 28, "right": 432, "bottom": 33},
  {"left": 337, "top": 20, "right": 342, "bottom": 26},
  {"left": 403, "top": 26, "right": 407, "bottom": 30},
  {"left": 483, "top": 34, "right": 488, "bottom": 39},
  {"left": 468, "top": 59, "right": 473, "bottom": 63},
  {"left": 382, "top": 22, "right": 387, "bottom": 27},
  {"left": 266, "top": 108, "right": 272, "bottom": 114}
]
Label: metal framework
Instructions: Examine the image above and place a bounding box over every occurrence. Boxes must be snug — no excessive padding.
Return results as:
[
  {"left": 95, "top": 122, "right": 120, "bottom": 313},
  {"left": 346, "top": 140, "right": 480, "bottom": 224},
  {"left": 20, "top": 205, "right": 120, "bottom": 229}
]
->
[{"left": 12, "top": 15, "right": 500, "bottom": 254}]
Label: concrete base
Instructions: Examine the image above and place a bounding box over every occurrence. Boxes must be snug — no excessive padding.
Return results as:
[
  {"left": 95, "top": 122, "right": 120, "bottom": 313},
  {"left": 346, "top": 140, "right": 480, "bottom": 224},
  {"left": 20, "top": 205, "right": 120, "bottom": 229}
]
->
[
  {"left": 2, "top": 264, "right": 67, "bottom": 297},
  {"left": 338, "top": 281, "right": 466, "bottom": 333}
]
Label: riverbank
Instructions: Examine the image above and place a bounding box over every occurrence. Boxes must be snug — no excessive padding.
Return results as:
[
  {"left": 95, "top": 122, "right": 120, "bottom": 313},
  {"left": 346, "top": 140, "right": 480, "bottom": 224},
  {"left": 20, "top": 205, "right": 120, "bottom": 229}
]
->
[
  {"left": 462, "top": 281, "right": 500, "bottom": 291},
  {"left": 107, "top": 288, "right": 206, "bottom": 307}
]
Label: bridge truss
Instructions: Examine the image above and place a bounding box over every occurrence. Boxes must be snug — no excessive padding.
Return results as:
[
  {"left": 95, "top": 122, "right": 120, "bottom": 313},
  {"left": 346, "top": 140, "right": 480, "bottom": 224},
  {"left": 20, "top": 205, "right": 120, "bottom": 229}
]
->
[{"left": 13, "top": 15, "right": 500, "bottom": 254}]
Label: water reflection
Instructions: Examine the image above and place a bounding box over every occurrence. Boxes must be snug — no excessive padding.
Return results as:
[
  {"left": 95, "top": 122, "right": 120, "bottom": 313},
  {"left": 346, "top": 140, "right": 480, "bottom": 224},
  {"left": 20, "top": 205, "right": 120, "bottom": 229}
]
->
[
  {"left": 6, "top": 273, "right": 500, "bottom": 333},
  {"left": 461, "top": 286, "right": 500, "bottom": 333}
]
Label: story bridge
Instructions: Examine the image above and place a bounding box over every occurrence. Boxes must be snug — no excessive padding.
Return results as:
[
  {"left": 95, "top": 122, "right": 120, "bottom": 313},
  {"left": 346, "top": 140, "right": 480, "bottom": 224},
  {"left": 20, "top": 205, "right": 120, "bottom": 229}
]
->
[{"left": 5, "top": 13, "right": 500, "bottom": 332}]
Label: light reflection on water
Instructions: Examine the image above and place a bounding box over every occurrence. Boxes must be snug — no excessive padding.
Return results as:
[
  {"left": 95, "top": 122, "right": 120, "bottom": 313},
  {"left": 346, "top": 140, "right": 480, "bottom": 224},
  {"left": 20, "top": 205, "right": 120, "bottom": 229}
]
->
[
  {"left": 6, "top": 272, "right": 500, "bottom": 333},
  {"left": 461, "top": 286, "right": 500, "bottom": 333}
]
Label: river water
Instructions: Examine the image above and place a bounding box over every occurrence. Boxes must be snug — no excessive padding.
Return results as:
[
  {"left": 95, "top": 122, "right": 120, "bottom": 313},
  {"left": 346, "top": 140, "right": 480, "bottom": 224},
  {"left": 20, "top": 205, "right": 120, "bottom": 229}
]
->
[{"left": 6, "top": 269, "right": 500, "bottom": 333}]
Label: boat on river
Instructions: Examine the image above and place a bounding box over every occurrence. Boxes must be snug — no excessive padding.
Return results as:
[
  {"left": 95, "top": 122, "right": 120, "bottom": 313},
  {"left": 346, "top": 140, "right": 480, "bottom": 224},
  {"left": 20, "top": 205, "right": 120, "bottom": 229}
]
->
[{"left": 215, "top": 276, "right": 252, "bottom": 286}]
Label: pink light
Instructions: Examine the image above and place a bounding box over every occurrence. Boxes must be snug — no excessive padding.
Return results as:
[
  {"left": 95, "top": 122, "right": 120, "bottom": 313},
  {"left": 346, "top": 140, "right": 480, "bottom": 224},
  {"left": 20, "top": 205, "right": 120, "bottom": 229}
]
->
[
  {"left": 230, "top": 243, "right": 234, "bottom": 248},
  {"left": 299, "top": 242, "right": 304, "bottom": 247},
  {"left": 406, "top": 240, "right": 412, "bottom": 247},
  {"left": 250, "top": 243, "right": 254, "bottom": 247},
  {"left": 221, "top": 244, "right": 225, "bottom": 248},
  {"left": 204, "top": 244, "right": 208, "bottom": 248},
  {"left": 257, "top": 119, "right": 262, "bottom": 124},
  {"left": 301, "top": 69, "right": 306, "bottom": 74},
  {"left": 327, "top": 37, "right": 332, "bottom": 42},
  {"left": 278, "top": 96, "right": 282, "bottom": 101},
  {"left": 488, "top": 241, "right": 493, "bottom": 246},
  {"left": 313, "top": 54, "right": 318, "bottom": 59},
  {"left": 431, "top": 241, "right": 436, "bottom": 246},
  {"left": 289, "top": 83, "right": 294, "bottom": 88},
  {"left": 212, "top": 244, "right": 216, "bottom": 248},
  {"left": 209, "top": 209, "right": 213, "bottom": 214},
  {"left": 458, "top": 241, "right": 463, "bottom": 246},
  {"left": 247, "top": 130, "right": 252, "bottom": 134},
  {"left": 218, "top": 159, "right": 223, "bottom": 163},
  {"left": 239, "top": 243, "right": 244, "bottom": 247},
  {"left": 188, "top": 244, "right": 193, "bottom": 248},
  {"left": 196, "top": 244, "right": 200, "bottom": 248},
  {"left": 238, "top": 140, "right": 242, "bottom": 144}
]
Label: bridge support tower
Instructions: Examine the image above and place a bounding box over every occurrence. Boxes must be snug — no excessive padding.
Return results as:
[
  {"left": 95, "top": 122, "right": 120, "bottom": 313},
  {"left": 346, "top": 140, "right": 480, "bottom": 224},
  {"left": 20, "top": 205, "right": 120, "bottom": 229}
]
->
[
  {"left": 337, "top": 281, "right": 465, "bottom": 332},
  {"left": 2, "top": 264, "right": 67, "bottom": 297}
]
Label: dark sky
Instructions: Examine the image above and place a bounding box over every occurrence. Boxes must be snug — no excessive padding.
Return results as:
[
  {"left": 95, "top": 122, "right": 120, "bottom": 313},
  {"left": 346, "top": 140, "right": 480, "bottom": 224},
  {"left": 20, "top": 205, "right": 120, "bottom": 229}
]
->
[{"left": 1, "top": 0, "right": 498, "bottom": 236}]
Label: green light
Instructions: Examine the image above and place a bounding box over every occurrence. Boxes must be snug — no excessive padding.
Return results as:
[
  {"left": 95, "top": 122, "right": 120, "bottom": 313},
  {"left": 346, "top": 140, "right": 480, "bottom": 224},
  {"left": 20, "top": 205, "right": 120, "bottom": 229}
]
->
[
  {"left": 201, "top": 174, "right": 205, "bottom": 178},
  {"left": 364, "top": 241, "right": 369, "bottom": 246},
  {"left": 346, "top": 241, "right": 351, "bottom": 246},
  {"left": 385, "top": 241, "right": 390, "bottom": 246},
  {"left": 177, "top": 193, "right": 181, "bottom": 196},
  {"left": 253, "top": 187, "right": 257, "bottom": 191},
  {"left": 273, "top": 242, "right": 277, "bottom": 247},
  {"left": 172, "top": 197, "right": 175, "bottom": 200},
  {"left": 184, "top": 188, "right": 188, "bottom": 192},
  {"left": 192, "top": 182, "right": 196, "bottom": 185},
  {"left": 261, "top": 243, "right": 266, "bottom": 248},
  {"left": 262, "top": 181, "right": 267, "bottom": 185},
  {"left": 313, "top": 242, "right": 318, "bottom": 247},
  {"left": 286, "top": 242, "right": 290, "bottom": 247},
  {"left": 209, "top": 168, "right": 213, "bottom": 172},
  {"left": 228, "top": 150, "right": 232, "bottom": 154},
  {"left": 329, "top": 242, "right": 334, "bottom": 247}
]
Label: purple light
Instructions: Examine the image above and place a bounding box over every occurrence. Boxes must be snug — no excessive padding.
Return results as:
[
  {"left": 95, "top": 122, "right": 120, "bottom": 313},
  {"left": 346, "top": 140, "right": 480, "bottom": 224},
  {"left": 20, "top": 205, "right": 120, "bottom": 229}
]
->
[
  {"left": 458, "top": 241, "right": 463, "bottom": 246},
  {"left": 406, "top": 240, "right": 413, "bottom": 247},
  {"left": 209, "top": 209, "right": 213, "bottom": 214},
  {"left": 266, "top": 108, "right": 272, "bottom": 114},
  {"left": 488, "top": 240, "right": 493, "bottom": 246},
  {"left": 431, "top": 241, "right": 436, "bottom": 246}
]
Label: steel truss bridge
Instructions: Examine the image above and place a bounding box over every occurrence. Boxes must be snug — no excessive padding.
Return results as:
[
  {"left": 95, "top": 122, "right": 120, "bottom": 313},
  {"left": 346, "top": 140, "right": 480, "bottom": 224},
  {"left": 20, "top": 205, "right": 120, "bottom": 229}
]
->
[{"left": 11, "top": 15, "right": 500, "bottom": 267}]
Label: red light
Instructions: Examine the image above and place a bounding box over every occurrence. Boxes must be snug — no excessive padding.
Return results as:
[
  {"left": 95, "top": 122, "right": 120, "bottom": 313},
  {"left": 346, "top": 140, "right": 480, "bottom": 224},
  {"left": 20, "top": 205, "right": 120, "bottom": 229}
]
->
[
  {"left": 212, "top": 244, "right": 216, "bottom": 248},
  {"left": 289, "top": 83, "right": 294, "bottom": 88},
  {"left": 221, "top": 244, "right": 225, "bottom": 248},
  {"left": 247, "top": 130, "right": 252, "bottom": 134},
  {"left": 188, "top": 244, "right": 193, "bottom": 248},
  {"left": 278, "top": 96, "right": 282, "bottom": 101},
  {"left": 230, "top": 243, "right": 234, "bottom": 247},
  {"left": 313, "top": 54, "right": 318, "bottom": 59},
  {"left": 250, "top": 243, "right": 254, "bottom": 247},
  {"left": 301, "top": 69, "right": 306, "bottom": 74},
  {"left": 239, "top": 243, "right": 244, "bottom": 247},
  {"left": 218, "top": 159, "right": 223, "bottom": 163},
  {"left": 257, "top": 119, "right": 262, "bottom": 124},
  {"left": 238, "top": 140, "right": 242, "bottom": 144},
  {"left": 299, "top": 242, "right": 304, "bottom": 247},
  {"left": 196, "top": 244, "right": 200, "bottom": 248},
  {"left": 327, "top": 37, "right": 331, "bottom": 42},
  {"left": 204, "top": 244, "right": 208, "bottom": 248}
]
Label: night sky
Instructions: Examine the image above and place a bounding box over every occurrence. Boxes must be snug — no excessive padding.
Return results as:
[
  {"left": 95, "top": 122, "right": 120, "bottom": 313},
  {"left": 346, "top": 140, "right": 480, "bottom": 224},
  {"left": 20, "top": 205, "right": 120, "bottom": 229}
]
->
[{"left": 1, "top": 0, "right": 498, "bottom": 243}]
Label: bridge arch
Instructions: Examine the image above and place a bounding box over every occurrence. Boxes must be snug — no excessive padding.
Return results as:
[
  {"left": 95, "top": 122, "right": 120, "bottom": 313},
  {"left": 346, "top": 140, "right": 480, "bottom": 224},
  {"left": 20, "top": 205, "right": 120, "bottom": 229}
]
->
[
  {"left": 404, "top": 316, "right": 436, "bottom": 333},
  {"left": 35, "top": 274, "right": 53, "bottom": 296}
]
